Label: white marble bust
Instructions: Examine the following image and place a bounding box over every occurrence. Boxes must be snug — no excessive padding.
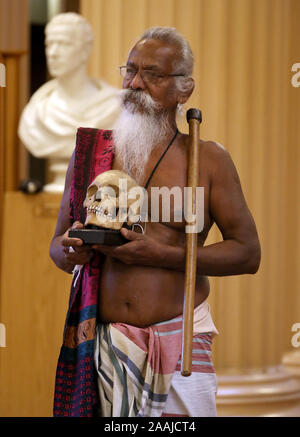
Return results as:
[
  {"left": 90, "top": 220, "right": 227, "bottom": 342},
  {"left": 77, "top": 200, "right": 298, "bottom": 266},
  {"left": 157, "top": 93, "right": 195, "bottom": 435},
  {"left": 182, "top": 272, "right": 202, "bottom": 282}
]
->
[{"left": 18, "top": 12, "right": 121, "bottom": 192}]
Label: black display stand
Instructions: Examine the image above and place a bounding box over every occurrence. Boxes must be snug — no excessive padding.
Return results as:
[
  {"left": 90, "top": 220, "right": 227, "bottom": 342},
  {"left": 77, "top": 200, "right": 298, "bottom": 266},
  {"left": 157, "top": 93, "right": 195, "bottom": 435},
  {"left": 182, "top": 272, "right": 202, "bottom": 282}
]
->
[{"left": 68, "top": 227, "right": 127, "bottom": 245}]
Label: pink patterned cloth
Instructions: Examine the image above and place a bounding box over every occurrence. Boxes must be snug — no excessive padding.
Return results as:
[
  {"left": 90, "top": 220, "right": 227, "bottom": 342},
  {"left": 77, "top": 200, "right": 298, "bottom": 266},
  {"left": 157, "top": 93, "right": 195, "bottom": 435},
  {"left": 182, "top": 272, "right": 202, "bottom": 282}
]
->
[{"left": 53, "top": 128, "right": 114, "bottom": 417}]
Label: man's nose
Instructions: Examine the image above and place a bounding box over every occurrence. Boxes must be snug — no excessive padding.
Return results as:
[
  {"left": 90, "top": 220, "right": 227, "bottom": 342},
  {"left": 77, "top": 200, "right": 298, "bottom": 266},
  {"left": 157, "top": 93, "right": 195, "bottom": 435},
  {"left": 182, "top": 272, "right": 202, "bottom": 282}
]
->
[
  {"left": 47, "top": 43, "right": 59, "bottom": 57},
  {"left": 129, "top": 70, "right": 146, "bottom": 90}
]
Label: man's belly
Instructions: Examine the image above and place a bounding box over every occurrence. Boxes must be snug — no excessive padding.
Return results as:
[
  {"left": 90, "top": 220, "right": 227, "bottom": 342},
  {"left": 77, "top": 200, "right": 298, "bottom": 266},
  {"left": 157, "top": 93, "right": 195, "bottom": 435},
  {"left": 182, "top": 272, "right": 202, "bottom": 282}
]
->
[{"left": 98, "top": 256, "right": 210, "bottom": 327}]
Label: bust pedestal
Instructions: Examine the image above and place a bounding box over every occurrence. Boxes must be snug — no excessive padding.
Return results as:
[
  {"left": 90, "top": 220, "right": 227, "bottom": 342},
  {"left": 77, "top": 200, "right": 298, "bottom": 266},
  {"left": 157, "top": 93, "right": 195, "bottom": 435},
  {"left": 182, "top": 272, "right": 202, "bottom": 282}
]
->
[
  {"left": 43, "top": 157, "right": 68, "bottom": 193},
  {"left": 0, "top": 191, "right": 71, "bottom": 416}
]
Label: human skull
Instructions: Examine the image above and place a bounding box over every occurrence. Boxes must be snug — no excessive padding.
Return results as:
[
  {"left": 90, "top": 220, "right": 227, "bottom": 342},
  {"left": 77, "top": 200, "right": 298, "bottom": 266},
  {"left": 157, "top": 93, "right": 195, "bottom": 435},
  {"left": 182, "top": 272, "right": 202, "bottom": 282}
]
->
[{"left": 83, "top": 170, "right": 145, "bottom": 230}]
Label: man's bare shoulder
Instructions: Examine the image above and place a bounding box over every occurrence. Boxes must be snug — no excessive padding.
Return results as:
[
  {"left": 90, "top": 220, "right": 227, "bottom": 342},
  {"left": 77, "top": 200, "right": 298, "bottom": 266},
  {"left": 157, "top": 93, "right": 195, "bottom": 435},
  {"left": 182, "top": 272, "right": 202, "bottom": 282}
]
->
[
  {"left": 178, "top": 133, "right": 233, "bottom": 170},
  {"left": 201, "top": 139, "right": 226, "bottom": 156},
  {"left": 201, "top": 139, "right": 229, "bottom": 165},
  {"left": 200, "top": 139, "right": 241, "bottom": 185},
  {"left": 179, "top": 133, "right": 225, "bottom": 152}
]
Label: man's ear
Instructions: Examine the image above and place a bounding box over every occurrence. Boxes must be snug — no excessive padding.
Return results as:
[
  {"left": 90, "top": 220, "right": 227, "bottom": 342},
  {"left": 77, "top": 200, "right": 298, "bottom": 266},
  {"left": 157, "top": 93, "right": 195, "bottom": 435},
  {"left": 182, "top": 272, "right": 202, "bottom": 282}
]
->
[
  {"left": 81, "top": 41, "right": 93, "bottom": 64},
  {"left": 177, "top": 77, "right": 195, "bottom": 105}
]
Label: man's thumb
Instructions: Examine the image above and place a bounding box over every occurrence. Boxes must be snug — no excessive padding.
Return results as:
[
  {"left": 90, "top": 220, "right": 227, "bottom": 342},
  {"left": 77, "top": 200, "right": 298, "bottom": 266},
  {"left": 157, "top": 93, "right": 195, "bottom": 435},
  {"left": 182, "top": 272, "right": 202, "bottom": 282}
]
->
[
  {"left": 72, "top": 221, "right": 84, "bottom": 230},
  {"left": 120, "top": 227, "right": 141, "bottom": 240}
]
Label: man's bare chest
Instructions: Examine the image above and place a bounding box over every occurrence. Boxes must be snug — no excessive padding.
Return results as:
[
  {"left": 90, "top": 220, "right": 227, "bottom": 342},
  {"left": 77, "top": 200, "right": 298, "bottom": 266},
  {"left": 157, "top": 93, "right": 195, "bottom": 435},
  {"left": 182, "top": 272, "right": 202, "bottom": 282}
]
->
[{"left": 111, "top": 147, "right": 212, "bottom": 236}]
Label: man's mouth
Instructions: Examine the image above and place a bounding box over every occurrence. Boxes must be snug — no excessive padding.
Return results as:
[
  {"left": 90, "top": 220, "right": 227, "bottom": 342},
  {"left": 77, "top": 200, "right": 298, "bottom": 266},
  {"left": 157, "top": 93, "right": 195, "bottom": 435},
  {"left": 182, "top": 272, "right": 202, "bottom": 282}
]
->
[
  {"left": 122, "top": 90, "right": 160, "bottom": 115},
  {"left": 123, "top": 90, "right": 144, "bottom": 104}
]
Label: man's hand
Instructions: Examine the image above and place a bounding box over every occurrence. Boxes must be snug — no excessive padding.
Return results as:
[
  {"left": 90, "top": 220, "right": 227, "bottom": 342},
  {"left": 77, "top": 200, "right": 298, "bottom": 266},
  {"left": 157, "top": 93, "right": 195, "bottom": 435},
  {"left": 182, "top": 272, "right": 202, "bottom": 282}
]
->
[
  {"left": 92, "top": 228, "right": 165, "bottom": 267},
  {"left": 62, "top": 221, "right": 93, "bottom": 267}
]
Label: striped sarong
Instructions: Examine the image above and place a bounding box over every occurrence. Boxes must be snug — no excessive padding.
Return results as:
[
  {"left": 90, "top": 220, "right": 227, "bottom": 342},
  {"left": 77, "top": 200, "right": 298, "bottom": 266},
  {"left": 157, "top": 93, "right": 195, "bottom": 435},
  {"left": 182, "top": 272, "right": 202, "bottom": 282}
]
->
[
  {"left": 162, "top": 334, "right": 218, "bottom": 417},
  {"left": 94, "top": 304, "right": 218, "bottom": 417}
]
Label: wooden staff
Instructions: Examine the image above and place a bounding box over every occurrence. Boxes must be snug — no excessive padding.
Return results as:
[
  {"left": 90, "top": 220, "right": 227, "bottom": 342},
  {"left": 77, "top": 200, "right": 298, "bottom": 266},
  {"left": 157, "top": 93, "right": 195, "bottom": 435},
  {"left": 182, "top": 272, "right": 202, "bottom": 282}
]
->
[{"left": 181, "top": 108, "right": 202, "bottom": 377}]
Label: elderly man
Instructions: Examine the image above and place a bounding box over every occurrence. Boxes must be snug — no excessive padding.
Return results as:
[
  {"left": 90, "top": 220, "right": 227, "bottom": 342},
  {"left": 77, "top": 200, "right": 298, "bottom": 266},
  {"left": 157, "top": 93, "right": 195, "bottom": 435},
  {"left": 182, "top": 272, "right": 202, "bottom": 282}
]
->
[{"left": 50, "top": 27, "right": 260, "bottom": 417}]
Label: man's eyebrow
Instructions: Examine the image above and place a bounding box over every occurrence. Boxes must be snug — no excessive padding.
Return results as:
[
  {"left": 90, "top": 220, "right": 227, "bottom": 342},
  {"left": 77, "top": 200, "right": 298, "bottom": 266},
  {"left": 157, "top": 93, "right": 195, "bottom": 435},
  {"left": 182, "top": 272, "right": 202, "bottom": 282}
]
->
[
  {"left": 45, "top": 37, "right": 73, "bottom": 43},
  {"left": 143, "top": 65, "right": 160, "bottom": 71},
  {"left": 126, "top": 62, "right": 160, "bottom": 71}
]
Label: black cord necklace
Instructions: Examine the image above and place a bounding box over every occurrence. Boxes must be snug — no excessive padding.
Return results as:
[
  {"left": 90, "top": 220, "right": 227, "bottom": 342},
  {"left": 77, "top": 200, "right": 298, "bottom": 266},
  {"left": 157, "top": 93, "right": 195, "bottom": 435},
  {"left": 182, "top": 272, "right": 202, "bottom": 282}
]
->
[
  {"left": 143, "top": 128, "right": 178, "bottom": 190},
  {"left": 129, "top": 128, "right": 178, "bottom": 234}
]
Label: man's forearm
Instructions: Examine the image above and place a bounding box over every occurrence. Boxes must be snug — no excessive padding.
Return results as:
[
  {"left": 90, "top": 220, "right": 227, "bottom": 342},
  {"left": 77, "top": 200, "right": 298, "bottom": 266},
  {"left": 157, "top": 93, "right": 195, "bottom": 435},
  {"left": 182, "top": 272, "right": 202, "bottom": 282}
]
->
[{"left": 160, "top": 239, "right": 260, "bottom": 276}]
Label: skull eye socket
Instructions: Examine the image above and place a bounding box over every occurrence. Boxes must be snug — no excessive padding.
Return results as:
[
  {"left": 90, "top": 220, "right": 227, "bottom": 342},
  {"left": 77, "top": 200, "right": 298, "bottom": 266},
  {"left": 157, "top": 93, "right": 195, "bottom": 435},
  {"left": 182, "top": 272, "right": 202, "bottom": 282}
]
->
[
  {"left": 110, "top": 186, "right": 119, "bottom": 198},
  {"left": 87, "top": 185, "right": 98, "bottom": 198},
  {"left": 95, "top": 185, "right": 119, "bottom": 201},
  {"left": 104, "top": 185, "right": 119, "bottom": 198}
]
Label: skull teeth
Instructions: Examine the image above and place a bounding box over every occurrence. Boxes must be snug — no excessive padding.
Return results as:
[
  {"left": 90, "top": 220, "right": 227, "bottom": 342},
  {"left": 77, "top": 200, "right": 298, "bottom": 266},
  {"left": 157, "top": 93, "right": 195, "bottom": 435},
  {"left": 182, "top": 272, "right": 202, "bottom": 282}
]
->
[{"left": 87, "top": 206, "right": 114, "bottom": 219}]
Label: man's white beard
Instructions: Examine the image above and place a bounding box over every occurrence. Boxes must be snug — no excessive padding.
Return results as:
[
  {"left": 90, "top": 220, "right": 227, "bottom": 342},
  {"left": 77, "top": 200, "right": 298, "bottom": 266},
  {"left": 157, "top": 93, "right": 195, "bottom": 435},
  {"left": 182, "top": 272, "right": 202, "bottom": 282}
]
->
[{"left": 113, "top": 89, "right": 172, "bottom": 183}]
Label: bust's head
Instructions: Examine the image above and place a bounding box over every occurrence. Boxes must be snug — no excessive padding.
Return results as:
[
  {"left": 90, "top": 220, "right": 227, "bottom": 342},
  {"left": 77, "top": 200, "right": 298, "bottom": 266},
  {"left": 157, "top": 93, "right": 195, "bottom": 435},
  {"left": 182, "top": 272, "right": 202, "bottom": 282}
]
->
[{"left": 45, "top": 13, "right": 94, "bottom": 78}]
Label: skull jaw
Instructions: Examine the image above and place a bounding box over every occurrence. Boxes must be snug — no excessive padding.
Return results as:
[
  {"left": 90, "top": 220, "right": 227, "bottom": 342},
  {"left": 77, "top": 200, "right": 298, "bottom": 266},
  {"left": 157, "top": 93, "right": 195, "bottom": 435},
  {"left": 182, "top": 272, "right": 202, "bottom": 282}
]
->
[{"left": 84, "top": 212, "right": 123, "bottom": 231}]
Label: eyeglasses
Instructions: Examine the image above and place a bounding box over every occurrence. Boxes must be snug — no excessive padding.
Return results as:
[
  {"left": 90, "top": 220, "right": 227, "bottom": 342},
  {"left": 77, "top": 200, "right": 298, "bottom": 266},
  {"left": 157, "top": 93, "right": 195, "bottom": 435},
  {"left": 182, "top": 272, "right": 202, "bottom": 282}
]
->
[{"left": 119, "top": 66, "right": 185, "bottom": 84}]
